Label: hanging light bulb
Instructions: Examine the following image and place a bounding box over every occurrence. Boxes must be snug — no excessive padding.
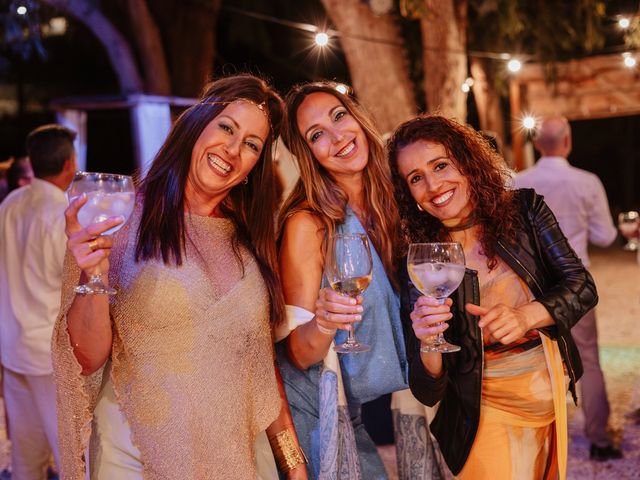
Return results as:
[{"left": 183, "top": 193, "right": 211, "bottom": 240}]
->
[
  {"left": 315, "top": 32, "right": 329, "bottom": 47},
  {"left": 623, "top": 55, "right": 637, "bottom": 68},
  {"left": 619, "top": 17, "right": 631, "bottom": 29},
  {"left": 522, "top": 116, "right": 536, "bottom": 130},
  {"left": 507, "top": 59, "right": 522, "bottom": 73}
]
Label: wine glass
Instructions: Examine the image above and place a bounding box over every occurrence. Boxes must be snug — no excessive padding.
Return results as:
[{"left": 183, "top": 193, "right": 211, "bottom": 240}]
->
[
  {"left": 325, "top": 233, "right": 373, "bottom": 353},
  {"left": 407, "top": 242, "right": 466, "bottom": 353},
  {"left": 618, "top": 211, "right": 639, "bottom": 252},
  {"left": 67, "top": 172, "right": 135, "bottom": 295}
]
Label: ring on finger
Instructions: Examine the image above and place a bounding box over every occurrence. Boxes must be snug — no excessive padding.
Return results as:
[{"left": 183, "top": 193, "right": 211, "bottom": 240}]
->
[{"left": 88, "top": 238, "right": 99, "bottom": 252}]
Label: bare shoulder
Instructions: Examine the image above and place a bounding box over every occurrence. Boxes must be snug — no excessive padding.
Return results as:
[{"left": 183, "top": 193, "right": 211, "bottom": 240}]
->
[
  {"left": 279, "top": 210, "right": 326, "bottom": 307},
  {"left": 281, "top": 210, "right": 325, "bottom": 248}
]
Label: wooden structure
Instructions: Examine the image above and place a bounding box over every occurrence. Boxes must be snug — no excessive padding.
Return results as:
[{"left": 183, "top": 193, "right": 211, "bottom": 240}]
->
[{"left": 510, "top": 53, "right": 640, "bottom": 170}]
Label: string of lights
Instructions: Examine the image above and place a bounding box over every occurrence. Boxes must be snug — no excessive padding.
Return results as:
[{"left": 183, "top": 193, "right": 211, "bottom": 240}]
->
[{"left": 222, "top": 5, "right": 638, "bottom": 67}]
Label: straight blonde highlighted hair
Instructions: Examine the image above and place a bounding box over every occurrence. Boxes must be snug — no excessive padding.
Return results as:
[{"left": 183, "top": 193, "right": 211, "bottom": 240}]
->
[{"left": 278, "top": 82, "right": 401, "bottom": 287}]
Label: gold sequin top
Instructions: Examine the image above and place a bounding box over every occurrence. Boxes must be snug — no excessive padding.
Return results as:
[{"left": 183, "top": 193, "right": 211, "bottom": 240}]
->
[{"left": 52, "top": 206, "right": 280, "bottom": 479}]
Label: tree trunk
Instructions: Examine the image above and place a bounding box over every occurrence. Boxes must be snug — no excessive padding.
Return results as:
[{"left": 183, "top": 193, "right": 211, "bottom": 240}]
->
[
  {"left": 41, "top": 0, "right": 143, "bottom": 93},
  {"left": 125, "top": 0, "right": 171, "bottom": 95},
  {"left": 320, "top": 0, "right": 417, "bottom": 134},
  {"left": 421, "top": 0, "right": 468, "bottom": 121},
  {"left": 470, "top": 57, "right": 505, "bottom": 146},
  {"left": 149, "top": 0, "right": 222, "bottom": 97}
]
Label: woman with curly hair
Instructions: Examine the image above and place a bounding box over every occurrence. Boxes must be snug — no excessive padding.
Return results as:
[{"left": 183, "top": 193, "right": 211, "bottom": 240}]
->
[
  {"left": 276, "top": 83, "right": 446, "bottom": 479},
  {"left": 388, "top": 115, "right": 597, "bottom": 480}
]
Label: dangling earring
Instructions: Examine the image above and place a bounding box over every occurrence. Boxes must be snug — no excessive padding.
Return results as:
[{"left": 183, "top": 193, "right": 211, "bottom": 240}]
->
[
  {"left": 416, "top": 203, "right": 424, "bottom": 212},
  {"left": 243, "top": 176, "right": 249, "bottom": 185}
]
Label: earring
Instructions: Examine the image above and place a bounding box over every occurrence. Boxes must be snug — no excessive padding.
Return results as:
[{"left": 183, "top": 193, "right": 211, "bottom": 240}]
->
[
  {"left": 416, "top": 203, "right": 424, "bottom": 212},
  {"left": 243, "top": 176, "right": 249, "bottom": 185}
]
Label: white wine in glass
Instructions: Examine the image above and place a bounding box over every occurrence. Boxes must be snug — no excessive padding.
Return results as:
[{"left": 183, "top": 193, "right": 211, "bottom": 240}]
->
[
  {"left": 67, "top": 172, "right": 135, "bottom": 295},
  {"left": 325, "top": 233, "right": 373, "bottom": 353},
  {"left": 407, "top": 242, "right": 465, "bottom": 353}
]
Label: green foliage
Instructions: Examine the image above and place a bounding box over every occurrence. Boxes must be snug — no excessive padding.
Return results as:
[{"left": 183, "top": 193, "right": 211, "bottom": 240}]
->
[{"left": 468, "top": 0, "right": 607, "bottom": 91}]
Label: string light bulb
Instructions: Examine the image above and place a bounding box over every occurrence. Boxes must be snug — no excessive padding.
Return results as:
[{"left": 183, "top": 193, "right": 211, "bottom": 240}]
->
[
  {"left": 461, "top": 83, "right": 470, "bottom": 93},
  {"left": 623, "top": 54, "right": 637, "bottom": 68},
  {"left": 315, "top": 32, "right": 329, "bottom": 47},
  {"left": 522, "top": 116, "right": 536, "bottom": 130},
  {"left": 507, "top": 59, "right": 522, "bottom": 73},
  {"left": 16, "top": 5, "right": 27, "bottom": 15},
  {"left": 619, "top": 17, "right": 631, "bottom": 29}
]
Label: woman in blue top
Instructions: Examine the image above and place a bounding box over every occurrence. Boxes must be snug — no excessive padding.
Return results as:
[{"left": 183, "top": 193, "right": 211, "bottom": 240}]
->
[{"left": 275, "top": 83, "right": 446, "bottom": 479}]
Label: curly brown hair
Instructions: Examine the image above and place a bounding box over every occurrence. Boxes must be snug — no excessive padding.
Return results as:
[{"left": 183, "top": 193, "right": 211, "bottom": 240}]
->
[{"left": 388, "top": 115, "right": 520, "bottom": 269}]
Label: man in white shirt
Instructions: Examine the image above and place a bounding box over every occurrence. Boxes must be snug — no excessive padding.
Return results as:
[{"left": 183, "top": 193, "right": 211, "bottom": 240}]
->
[
  {"left": 513, "top": 116, "right": 621, "bottom": 461},
  {"left": 0, "top": 124, "right": 76, "bottom": 478}
]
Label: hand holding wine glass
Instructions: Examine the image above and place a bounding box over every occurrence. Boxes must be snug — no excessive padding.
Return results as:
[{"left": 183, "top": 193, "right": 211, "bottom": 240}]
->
[
  {"left": 407, "top": 242, "right": 465, "bottom": 353},
  {"left": 324, "top": 233, "right": 373, "bottom": 353},
  {"left": 66, "top": 172, "right": 135, "bottom": 295}
]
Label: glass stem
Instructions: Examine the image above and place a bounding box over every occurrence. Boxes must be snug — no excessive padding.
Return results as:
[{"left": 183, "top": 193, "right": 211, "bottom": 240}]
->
[
  {"left": 346, "top": 327, "right": 358, "bottom": 345},
  {"left": 434, "top": 297, "right": 448, "bottom": 344}
]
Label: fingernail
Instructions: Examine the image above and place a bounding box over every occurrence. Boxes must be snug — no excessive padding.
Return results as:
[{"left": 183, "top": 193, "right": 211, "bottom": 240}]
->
[
  {"left": 357, "top": 306, "right": 364, "bottom": 313},
  {"left": 354, "top": 315, "right": 362, "bottom": 321},
  {"left": 349, "top": 298, "right": 356, "bottom": 305},
  {"left": 117, "top": 215, "right": 125, "bottom": 223}
]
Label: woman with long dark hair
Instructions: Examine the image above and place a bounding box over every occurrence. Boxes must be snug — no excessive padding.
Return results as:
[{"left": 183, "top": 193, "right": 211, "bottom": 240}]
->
[
  {"left": 388, "top": 115, "right": 597, "bottom": 479},
  {"left": 53, "top": 75, "right": 306, "bottom": 479}
]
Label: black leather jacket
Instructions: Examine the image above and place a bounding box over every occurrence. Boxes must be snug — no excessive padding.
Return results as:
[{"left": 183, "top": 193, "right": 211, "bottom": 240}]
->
[{"left": 399, "top": 189, "right": 598, "bottom": 475}]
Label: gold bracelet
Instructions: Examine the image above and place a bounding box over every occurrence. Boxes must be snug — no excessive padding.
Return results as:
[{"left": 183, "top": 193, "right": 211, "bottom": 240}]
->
[{"left": 269, "top": 429, "right": 307, "bottom": 473}]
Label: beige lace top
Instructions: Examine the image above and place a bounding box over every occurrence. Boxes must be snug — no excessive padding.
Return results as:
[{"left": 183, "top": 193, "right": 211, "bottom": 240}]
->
[{"left": 52, "top": 207, "right": 280, "bottom": 479}]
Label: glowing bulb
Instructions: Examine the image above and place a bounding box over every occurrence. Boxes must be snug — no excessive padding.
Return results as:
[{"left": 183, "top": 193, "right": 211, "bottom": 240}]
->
[
  {"left": 315, "top": 32, "right": 329, "bottom": 47},
  {"left": 16, "top": 5, "right": 27, "bottom": 15},
  {"left": 335, "top": 84, "right": 348, "bottom": 95},
  {"left": 619, "top": 17, "right": 631, "bottom": 29},
  {"left": 507, "top": 59, "right": 522, "bottom": 73},
  {"left": 624, "top": 56, "right": 637, "bottom": 68},
  {"left": 461, "top": 83, "right": 470, "bottom": 93},
  {"left": 522, "top": 116, "right": 536, "bottom": 130}
]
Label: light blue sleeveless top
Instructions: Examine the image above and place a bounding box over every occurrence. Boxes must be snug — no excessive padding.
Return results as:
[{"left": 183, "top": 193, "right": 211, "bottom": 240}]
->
[
  {"left": 330, "top": 208, "right": 408, "bottom": 403},
  {"left": 276, "top": 208, "right": 408, "bottom": 478}
]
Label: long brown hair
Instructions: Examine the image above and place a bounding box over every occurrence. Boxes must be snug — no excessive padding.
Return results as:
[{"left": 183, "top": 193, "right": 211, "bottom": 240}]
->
[
  {"left": 136, "top": 74, "right": 285, "bottom": 325},
  {"left": 388, "top": 115, "right": 520, "bottom": 269},
  {"left": 278, "top": 82, "right": 401, "bottom": 286}
]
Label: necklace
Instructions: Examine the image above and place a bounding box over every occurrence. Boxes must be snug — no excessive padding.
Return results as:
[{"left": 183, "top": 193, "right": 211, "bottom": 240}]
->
[{"left": 445, "top": 215, "right": 478, "bottom": 232}]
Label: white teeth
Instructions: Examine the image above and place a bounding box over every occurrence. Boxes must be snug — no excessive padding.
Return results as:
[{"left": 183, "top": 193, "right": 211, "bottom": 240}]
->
[
  {"left": 432, "top": 190, "right": 453, "bottom": 205},
  {"left": 207, "top": 153, "right": 231, "bottom": 174},
  {"left": 336, "top": 141, "right": 355, "bottom": 157}
]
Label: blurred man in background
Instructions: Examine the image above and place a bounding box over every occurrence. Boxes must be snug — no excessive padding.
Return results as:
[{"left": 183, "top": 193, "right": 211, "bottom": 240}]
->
[
  {"left": 513, "top": 115, "right": 621, "bottom": 462},
  {"left": 0, "top": 125, "right": 76, "bottom": 479}
]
